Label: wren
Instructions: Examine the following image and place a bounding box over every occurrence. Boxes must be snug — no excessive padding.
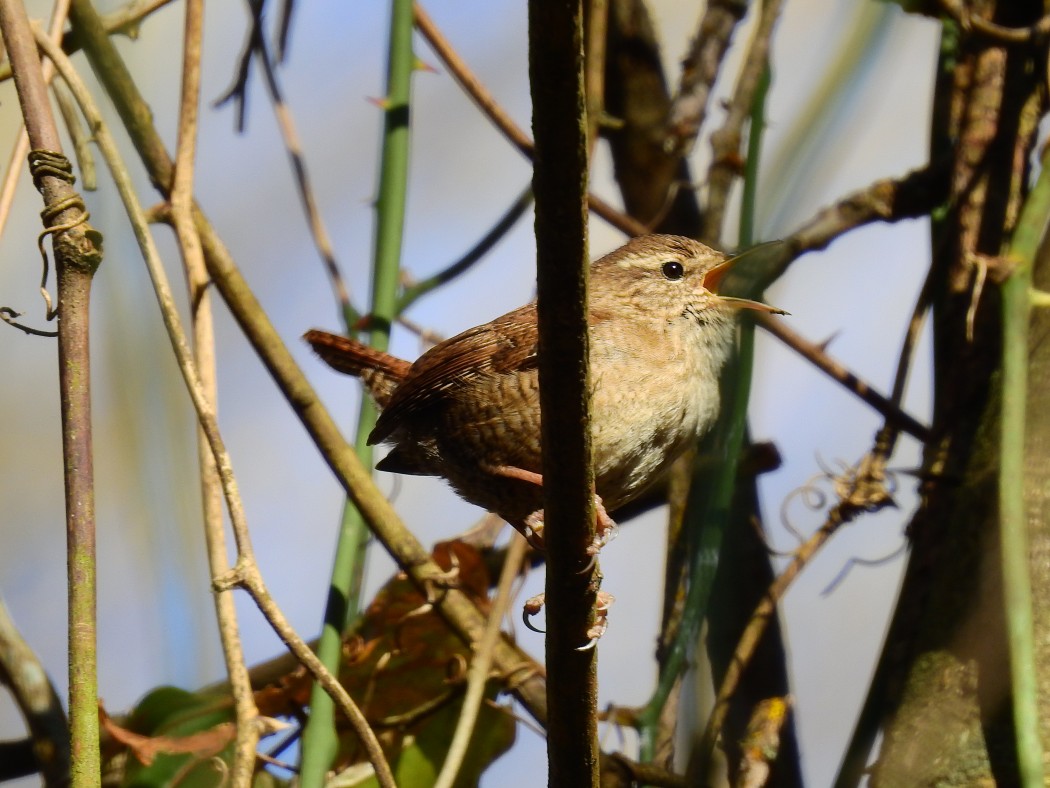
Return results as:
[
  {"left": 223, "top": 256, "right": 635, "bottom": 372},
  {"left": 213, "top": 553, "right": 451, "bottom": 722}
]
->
[{"left": 305, "top": 234, "right": 784, "bottom": 547}]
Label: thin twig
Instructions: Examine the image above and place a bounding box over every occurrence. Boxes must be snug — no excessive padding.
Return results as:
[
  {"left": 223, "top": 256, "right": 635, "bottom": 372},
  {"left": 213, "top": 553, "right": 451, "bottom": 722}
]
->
[
  {"left": 275, "top": 0, "right": 295, "bottom": 61},
  {"left": 434, "top": 534, "right": 528, "bottom": 788},
  {"left": 413, "top": 3, "right": 531, "bottom": 154},
  {"left": 749, "top": 163, "right": 949, "bottom": 292},
  {"left": 396, "top": 186, "right": 533, "bottom": 312},
  {"left": 217, "top": 563, "right": 398, "bottom": 786},
  {"left": 93, "top": 0, "right": 175, "bottom": 40},
  {"left": 52, "top": 79, "right": 96, "bottom": 189},
  {"left": 0, "top": 0, "right": 71, "bottom": 296},
  {"left": 0, "top": 0, "right": 176, "bottom": 85},
  {"left": 755, "top": 314, "right": 931, "bottom": 442},
  {"left": 413, "top": 1, "right": 645, "bottom": 237},
  {"left": 35, "top": 29, "right": 395, "bottom": 788},
  {"left": 251, "top": 16, "right": 357, "bottom": 325},
  {"left": 211, "top": 0, "right": 262, "bottom": 131},
  {"left": 170, "top": 0, "right": 260, "bottom": 781},
  {"left": 584, "top": 0, "right": 608, "bottom": 150}
]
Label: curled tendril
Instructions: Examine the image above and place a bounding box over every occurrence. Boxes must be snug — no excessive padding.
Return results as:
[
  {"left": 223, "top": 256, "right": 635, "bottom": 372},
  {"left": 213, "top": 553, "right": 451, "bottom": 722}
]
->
[
  {"left": 0, "top": 307, "right": 58, "bottom": 337},
  {"left": 779, "top": 451, "right": 897, "bottom": 571},
  {"left": 779, "top": 471, "right": 833, "bottom": 545},
  {"left": 5, "top": 151, "right": 92, "bottom": 334}
]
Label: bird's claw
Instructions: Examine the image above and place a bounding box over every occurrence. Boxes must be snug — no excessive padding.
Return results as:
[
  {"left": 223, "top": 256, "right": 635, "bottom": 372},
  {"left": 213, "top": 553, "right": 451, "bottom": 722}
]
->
[
  {"left": 580, "top": 495, "right": 618, "bottom": 573},
  {"left": 576, "top": 591, "right": 616, "bottom": 650},
  {"left": 522, "top": 593, "right": 546, "bottom": 633}
]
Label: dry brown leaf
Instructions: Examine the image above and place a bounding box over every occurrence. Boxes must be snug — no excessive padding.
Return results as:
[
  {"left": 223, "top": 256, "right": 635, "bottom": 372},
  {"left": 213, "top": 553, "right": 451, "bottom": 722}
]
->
[{"left": 99, "top": 703, "right": 235, "bottom": 766}]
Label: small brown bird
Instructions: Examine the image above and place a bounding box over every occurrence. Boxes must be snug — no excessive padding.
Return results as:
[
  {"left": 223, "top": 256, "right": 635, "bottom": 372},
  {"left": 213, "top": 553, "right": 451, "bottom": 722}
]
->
[{"left": 305, "top": 234, "right": 784, "bottom": 547}]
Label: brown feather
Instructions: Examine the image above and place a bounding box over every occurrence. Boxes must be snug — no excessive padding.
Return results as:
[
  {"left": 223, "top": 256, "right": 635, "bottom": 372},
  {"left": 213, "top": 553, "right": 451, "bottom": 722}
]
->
[
  {"left": 303, "top": 329, "right": 411, "bottom": 407},
  {"left": 369, "top": 304, "right": 539, "bottom": 445}
]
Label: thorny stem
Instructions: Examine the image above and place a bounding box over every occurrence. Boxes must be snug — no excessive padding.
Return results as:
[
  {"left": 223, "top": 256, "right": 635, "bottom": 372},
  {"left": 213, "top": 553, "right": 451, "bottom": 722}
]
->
[
  {"left": 301, "top": 0, "right": 414, "bottom": 780},
  {"left": 755, "top": 314, "right": 931, "bottom": 442}
]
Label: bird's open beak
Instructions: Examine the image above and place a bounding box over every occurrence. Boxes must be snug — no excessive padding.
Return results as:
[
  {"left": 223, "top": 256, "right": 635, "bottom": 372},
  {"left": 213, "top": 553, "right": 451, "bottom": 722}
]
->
[{"left": 702, "top": 250, "right": 789, "bottom": 315}]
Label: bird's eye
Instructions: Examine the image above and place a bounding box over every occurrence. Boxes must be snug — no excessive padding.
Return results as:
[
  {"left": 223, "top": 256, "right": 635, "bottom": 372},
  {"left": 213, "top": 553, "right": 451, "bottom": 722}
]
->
[{"left": 662, "top": 260, "right": 685, "bottom": 280}]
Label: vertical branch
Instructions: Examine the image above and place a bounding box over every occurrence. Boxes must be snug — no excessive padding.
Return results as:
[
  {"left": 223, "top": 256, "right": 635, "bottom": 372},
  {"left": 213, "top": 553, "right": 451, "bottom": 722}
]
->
[
  {"left": 0, "top": 2, "right": 103, "bottom": 786},
  {"left": 528, "top": 1, "right": 598, "bottom": 786},
  {"left": 169, "top": 0, "right": 260, "bottom": 780}
]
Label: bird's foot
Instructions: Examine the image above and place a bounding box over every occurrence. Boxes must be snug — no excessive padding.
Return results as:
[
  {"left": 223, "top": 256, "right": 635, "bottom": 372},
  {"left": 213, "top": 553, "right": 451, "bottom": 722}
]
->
[
  {"left": 481, "top": 463, "right": 617, "bottom": 559},
  {"left": 586, "top": 494, "right": 618, "bottom": 557},
  {"left": 521, "top": 589, "right": 616, "bottom": 649},
  {"left": 577, "top": 591, "right": 616, "bottom": 651}
]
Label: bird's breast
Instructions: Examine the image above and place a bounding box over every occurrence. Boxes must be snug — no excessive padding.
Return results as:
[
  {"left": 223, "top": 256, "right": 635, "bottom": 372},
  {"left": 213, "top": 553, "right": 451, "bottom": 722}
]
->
[{"left": 589, "top": 336, "right": 721, "bottom": 508}]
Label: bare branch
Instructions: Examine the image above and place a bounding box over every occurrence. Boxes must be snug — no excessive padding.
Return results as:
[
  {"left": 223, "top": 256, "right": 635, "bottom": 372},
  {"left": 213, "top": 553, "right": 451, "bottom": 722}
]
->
[
  {"left": 663, "top": 0, "right": 748, "bottom": 157},
  {"left": 701, "top": 0, "right": 785, "bottom": 243}
]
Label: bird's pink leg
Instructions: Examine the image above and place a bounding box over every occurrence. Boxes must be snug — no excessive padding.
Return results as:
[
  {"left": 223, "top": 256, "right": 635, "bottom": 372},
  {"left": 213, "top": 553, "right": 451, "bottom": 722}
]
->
[{"left": 482, "top": 463, "right": 618, "bottom": 555}]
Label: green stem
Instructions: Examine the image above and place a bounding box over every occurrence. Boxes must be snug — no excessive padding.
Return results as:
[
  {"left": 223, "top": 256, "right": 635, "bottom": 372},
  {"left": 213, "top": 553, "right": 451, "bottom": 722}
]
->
[
  {"left": 999, "top": 147, "right": 1050, "bottom": 788},
  {"left": 298, "top": 0, "right": 415, "bottom": 782}
]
